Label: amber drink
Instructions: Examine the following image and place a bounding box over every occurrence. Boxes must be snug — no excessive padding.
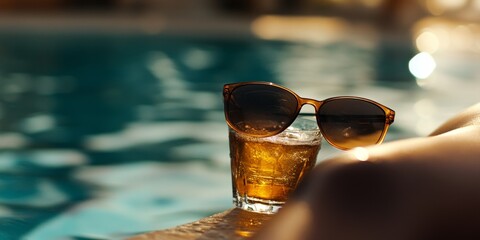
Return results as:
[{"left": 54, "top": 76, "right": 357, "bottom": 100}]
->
[{"left": 229, "top": 118, "right": 322, "bottom": 214}]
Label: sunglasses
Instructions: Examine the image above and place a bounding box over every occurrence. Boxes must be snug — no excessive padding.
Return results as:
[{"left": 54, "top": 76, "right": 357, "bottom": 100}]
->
[{"left": 223, "top": 82, "right": 395, "bottom": 150}]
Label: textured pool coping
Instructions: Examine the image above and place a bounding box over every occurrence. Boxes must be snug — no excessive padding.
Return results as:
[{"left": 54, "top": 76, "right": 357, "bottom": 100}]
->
[{"left": 129, "top": 208, "right": 273, "bottom": 240}]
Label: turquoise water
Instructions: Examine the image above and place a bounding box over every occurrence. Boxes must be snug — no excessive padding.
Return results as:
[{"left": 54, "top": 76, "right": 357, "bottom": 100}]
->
[{"left": 0, "top": 31, "right": 478, "bottom": 239}]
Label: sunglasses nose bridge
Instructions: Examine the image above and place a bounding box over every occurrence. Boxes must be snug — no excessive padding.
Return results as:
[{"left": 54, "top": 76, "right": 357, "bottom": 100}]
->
[{"left": 299, "top": 98, "right": 323, "bottom": 112}]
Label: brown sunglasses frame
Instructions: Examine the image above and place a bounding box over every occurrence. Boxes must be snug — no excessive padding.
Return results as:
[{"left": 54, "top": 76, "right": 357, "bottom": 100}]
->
[{"left": 223, "top": 81, "right": 396, "bottom": 150}]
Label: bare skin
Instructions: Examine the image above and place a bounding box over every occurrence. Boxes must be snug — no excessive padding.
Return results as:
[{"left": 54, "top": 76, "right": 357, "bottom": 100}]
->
[{"left": 254, "top": 103, "right": 480, "bottom": 240}]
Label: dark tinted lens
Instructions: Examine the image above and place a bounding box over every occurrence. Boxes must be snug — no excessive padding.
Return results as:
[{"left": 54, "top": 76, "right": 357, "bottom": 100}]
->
[
  {"left": 227, "top": 84, "right": 298, "bottom": 136},
  {"left": 317, "top": 99, "right": 386, "bottom": 149}
]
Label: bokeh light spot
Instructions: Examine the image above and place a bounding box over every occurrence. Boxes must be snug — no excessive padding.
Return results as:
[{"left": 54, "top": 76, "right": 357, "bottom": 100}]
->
[
  {"left": 409, "top": 52, "right": 436, "bottom": 79},
  {"left": 352, "top": 147, "right": 369, "bottom": 161},
  {"left": 416, "top": 30, "right": 440, "bottom": 53}
]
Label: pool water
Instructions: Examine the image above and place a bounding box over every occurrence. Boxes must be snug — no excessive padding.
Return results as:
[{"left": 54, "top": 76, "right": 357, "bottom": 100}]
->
[{"left": 0, "top": 30, "right": 478, "bottom": 239}]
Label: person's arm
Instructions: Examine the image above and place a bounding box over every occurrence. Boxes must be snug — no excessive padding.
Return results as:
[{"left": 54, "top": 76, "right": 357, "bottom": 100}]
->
[
  {"left": 254, "top": 103, "right": 480, "bottom": 240},
  {"left": 429, "top": 103, "right": 480, "bottom": 136}
]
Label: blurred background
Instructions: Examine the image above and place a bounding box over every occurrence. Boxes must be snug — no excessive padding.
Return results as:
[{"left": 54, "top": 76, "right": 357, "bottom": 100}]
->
[{"left": 0, "top": 1, "right": 479, "bottom": 239}]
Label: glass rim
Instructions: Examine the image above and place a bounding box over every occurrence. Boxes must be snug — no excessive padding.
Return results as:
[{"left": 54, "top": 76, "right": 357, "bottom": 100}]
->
[{"left": 228, "top": 126, "right": 323, "bottom": 145}]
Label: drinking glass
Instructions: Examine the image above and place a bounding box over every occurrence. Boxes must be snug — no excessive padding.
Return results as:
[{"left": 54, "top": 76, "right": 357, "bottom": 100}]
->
[{"left": 228, "top": 118, "right": 322, "bottom": 214}]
